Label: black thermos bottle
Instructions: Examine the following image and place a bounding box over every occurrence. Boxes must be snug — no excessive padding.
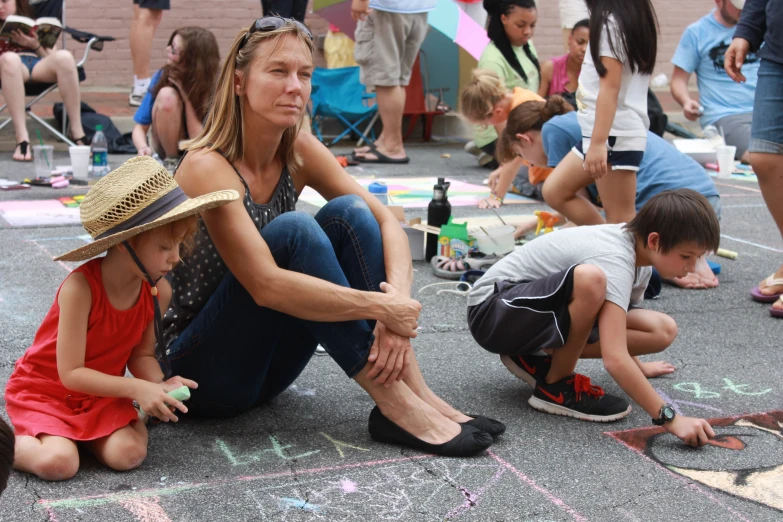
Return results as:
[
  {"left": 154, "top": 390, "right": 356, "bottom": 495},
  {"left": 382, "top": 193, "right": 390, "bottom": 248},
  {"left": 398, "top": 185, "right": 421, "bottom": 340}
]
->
[{"left": 425, "top": 177, "right": 451, "bottom": 261}]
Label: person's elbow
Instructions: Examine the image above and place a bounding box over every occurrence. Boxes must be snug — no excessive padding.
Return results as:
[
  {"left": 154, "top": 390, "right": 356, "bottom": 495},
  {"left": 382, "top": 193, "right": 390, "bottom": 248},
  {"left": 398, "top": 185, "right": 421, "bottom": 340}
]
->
[
  {"left": 246, "top": 266, "right": 281, "bottom": 309},
  {"left": 58, "top": 367, "right": 81, "bottom": 392},
  {"left": 602, "top": 354, "right": 626, "bottom": 377}
]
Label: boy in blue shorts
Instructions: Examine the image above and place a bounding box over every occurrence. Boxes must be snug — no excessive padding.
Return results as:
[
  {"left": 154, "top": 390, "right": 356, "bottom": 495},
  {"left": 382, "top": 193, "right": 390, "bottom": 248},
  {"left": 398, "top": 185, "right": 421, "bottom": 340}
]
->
[{"left": 467, "top": 190, "right": 719, "bottom": 446}]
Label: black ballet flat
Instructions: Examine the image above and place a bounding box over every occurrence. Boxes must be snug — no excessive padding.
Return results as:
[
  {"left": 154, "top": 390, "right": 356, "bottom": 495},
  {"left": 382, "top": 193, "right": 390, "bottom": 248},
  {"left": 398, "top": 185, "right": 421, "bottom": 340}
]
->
[
  {"left": 462, "top": 415, "right": 506, "bottom": 439},
  {"left": 368, "top": 406, "right": 493, "bottom": 457}
]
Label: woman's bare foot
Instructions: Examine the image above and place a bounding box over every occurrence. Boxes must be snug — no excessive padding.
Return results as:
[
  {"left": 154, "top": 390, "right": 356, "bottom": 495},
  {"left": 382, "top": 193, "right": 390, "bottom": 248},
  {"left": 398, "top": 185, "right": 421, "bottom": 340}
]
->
[{"left": 671, "top": 257, "right": 719, "bottom": 289}]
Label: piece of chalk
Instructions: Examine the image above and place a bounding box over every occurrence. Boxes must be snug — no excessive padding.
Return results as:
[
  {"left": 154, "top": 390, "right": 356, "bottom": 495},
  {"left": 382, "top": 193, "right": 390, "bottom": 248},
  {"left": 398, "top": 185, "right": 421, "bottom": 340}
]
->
[
  {"left": 716, "top": 248, "right": 738, "bottom": 260},
  {"left": 139, "top": 385, "right": 191, "bottom": 416}
]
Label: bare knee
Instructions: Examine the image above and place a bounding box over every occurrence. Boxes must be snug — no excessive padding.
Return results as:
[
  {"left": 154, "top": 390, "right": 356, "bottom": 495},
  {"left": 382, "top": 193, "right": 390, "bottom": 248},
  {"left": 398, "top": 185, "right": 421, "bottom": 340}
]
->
[
  {"left": 138, "top": 8, "right": 164, "bottom": 26},
  {"left": 572, "top": 265, "right": 607, "bottom": 305},
  {"left": 541, "top": 181, "right": 567, "bottom": 210},
  {"left": 0, "top": 52, "right": 22, "bottom": 75},
  {"left": 657, "top": 315, "right": 678, "bottom": 349},
  {"left": 52, "top": 50, "right": 76, "bottom": 71},
  {"left": 102, "top": 438, "right": 147, "bottom": 471},
  {"left": 35, "top": 448, "right": 79, "bottom": 481},
  {"left": 154, "top": 87, "right": 183, "bottom": 114},
  {"left": 750, "top": 153, "right": 783, "bottom": 177}
]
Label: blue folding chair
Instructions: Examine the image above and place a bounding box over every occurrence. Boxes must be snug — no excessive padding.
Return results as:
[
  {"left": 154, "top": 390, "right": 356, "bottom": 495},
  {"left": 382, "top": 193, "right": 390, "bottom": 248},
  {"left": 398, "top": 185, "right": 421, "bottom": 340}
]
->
[{"left": 310, "top": 67, "right": 377, "bottom": 147}]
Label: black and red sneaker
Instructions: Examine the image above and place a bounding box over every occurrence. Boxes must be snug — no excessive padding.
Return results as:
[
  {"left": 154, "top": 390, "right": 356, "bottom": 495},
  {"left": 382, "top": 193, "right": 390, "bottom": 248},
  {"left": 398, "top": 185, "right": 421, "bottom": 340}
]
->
[
  {"left": 501, "top": 354, "right": 552, "bottom": 387},
  {"left": 528, "top": 374, "right": 631, "bottom": 422}
]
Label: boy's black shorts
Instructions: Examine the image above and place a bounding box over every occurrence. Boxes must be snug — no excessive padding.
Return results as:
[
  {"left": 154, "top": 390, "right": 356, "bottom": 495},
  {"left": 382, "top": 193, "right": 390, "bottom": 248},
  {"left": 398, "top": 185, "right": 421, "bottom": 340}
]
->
[{"left": 468, "top": 265, "right": 600, "bottom": 355}]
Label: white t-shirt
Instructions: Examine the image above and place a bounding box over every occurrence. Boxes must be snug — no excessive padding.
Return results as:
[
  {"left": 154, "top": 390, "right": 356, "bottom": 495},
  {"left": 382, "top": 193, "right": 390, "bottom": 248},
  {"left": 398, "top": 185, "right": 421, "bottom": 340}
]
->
[
  {"left": 576, "top": 16, "right": 650, "bottom": 138},
  {"left": 369, "top": 0, "right": 436, "bottom": 13},
  {"left": 558, "top": 0, "right": 589, "bottom": 29},
  {"left": 468, "top": 224, "right": 652, "bottom": 311}
]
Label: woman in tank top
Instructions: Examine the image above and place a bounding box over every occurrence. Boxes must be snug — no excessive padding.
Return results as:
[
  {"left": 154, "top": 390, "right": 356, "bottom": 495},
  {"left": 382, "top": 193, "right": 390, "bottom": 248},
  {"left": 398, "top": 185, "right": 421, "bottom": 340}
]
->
[
  {"left": 161, "top": 18, "right": 503, "bottom": 457},
  {"left": 537, "top": 18, "right": 589, "bottom": 99}
]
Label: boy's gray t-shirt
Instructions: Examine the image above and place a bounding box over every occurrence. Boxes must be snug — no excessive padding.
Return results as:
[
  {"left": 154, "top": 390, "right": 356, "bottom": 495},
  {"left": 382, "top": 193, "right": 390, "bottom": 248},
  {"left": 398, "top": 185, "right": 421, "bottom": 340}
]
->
[{"left": 468, "top": 224, "right": 652, "bottom": 311}]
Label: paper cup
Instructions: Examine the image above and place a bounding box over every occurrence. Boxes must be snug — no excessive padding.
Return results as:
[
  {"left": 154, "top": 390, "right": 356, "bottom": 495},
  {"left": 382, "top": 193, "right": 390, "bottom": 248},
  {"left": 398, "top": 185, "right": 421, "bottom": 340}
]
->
[
  {"left": 32, "top": 145, "right": 54, "bottom": 178},
  {"left": 472, "top": 225, "right": 516, "bottom": 255},
  {"left": 716, "top": 145, "right": 737, "bottom": 179},
  {"left": 69, "top": 146, "right": 91, "bottom": 180}
]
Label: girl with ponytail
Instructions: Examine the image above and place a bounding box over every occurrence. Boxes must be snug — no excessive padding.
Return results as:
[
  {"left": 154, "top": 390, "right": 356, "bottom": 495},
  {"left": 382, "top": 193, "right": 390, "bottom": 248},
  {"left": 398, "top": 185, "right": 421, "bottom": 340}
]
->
[{"left": 468, "top": 0, "right": 540, "bottom": 168}]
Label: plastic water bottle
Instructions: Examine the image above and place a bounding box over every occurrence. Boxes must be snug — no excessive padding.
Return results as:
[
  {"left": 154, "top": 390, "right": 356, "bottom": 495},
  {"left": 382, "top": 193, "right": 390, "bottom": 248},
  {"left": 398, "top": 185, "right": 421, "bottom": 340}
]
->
[
  {"left": 91, "top": 125, "right": 110, "bottom": 178},
  {"left": 425, "top": 177, "right": 451, "bottom": 261},
  {"left": 368, "top": 182, "right": 389, "bottom": 204}
]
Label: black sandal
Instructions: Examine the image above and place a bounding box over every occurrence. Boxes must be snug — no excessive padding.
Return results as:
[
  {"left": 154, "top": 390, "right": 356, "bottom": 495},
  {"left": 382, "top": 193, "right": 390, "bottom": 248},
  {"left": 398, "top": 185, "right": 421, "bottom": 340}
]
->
[
  {"left": 13, "top": 141, "right": 32, "bottom": 162},
  {"left": 72, "top": 136, "right": 90, "bottom": 146}
]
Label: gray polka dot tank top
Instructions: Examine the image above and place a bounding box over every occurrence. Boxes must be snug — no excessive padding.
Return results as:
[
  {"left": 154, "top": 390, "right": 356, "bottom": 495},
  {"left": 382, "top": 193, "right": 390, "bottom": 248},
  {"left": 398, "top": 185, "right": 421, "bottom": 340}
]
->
[{"left": 161, "top": 153, "right": 298, "bottom": 349}]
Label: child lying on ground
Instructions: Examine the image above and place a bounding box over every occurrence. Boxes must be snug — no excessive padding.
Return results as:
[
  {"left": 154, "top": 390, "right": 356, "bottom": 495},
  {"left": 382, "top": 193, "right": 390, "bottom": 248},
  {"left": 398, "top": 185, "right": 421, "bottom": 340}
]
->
[{"left": 467, "top": 189, "right": 719, "bottom": 446}]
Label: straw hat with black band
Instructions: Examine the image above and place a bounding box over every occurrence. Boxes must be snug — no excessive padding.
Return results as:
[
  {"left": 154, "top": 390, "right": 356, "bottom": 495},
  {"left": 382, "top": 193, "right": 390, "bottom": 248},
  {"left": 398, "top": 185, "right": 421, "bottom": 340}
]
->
[{"left": 55, "top": 156, "right": 239, "bottom": 377}]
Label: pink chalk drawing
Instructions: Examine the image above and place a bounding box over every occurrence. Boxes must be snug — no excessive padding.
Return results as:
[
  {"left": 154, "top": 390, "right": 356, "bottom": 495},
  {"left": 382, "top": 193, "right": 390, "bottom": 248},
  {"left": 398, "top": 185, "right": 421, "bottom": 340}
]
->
[
  {"left": 340, "top": 478, "right": 358, "bottom": 493},
  {"left": 118, "top": 497, "right": 173, "bottom": 522}
]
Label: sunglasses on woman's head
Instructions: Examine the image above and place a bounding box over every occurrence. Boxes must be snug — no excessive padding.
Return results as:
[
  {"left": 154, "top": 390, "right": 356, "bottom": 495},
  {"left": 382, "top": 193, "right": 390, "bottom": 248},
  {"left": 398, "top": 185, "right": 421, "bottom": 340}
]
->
[{"left": 239, "top": 16, "right": 313, "bottom": 50}]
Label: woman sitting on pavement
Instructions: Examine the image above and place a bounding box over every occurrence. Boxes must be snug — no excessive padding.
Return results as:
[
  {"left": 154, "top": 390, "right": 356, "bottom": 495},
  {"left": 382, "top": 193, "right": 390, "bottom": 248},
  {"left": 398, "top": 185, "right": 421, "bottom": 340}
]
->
[
  {"left": 162, "top": 18, "right": 502, "bottom": 456},
  {"left": 499, "top": 98, "right": 722, "bottom": 289},
  {"left": 0, "top": 0, "right": 87, "bottom": 161},
  {"left": 537, "top": 18, "right": 589, "bottom": 99},
  {"left": 132, "top": 27, "right": 220, "bottom": 167}
]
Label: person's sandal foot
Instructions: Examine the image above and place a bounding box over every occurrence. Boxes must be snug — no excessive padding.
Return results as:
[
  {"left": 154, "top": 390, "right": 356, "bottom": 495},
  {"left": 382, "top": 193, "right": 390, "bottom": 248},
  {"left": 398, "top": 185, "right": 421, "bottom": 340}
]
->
[
  {"left": 461, "top": 415, "right": 506, "bottom": 439},
  {"left": 368, "top": 406, "right": 492, "bottom": 457},
  {"left": 13, "top": 141, "right": 32, "bottom": 162}
]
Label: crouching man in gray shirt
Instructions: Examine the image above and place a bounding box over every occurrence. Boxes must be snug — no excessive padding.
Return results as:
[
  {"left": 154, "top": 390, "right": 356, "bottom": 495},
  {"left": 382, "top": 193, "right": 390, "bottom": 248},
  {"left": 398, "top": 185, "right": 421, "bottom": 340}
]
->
[{"left": 468, "top": 189, "right": 720, "bottom": 447}]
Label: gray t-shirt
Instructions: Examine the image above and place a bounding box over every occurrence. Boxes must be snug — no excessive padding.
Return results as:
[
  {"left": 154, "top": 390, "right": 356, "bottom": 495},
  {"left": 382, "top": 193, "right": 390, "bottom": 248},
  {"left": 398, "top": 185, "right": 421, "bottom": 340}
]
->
[{"left": 468, "top": 224, "right": 652, "bottom": 311}]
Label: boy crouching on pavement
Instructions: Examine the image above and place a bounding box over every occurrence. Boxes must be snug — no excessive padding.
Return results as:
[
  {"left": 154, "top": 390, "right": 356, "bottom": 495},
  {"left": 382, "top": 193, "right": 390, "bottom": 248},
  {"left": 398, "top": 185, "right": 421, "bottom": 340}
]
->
[{"left": 468, "top": 189, "right": 718, "bottom": 446}]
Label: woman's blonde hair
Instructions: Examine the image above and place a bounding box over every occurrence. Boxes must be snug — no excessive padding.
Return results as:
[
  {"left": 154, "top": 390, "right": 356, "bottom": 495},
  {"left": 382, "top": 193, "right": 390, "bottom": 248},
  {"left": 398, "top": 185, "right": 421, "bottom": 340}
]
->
[
  {"left": 182, "top": 21, "right": 314, "bottom": 169},
  {"left": 496, "top": 95, "right": 573, "bottom": 163},
  {"left": 460, "top": 69, "right": 508, "bottom": 122}
]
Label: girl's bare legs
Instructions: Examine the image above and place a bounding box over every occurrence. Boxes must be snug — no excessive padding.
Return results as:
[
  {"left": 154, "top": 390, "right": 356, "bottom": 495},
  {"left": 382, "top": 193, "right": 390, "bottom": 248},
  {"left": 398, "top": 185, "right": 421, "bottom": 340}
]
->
[
  {"left": 14, "top": 434, "right": 79, "bottom": 481},
  {"left": 86, "top": 421, "right": 148, "bottom": 471},
  {"left": 0, "top": 52, "right": 32, "bottom": 159},
  {"left": 594, "top": 168, "right": 637, "bottom": 224},
  {"left": 150, "top": 86, "right": 185, "bottom": 159},
  {"left": 354, "top": 362, "right": 461, "bottom": 445},
  {"left": 542, "top": 152, "right": 606, "bottom": 226},
  {"left": 30, "top": 50, "right": 85, "bottom": 140}
]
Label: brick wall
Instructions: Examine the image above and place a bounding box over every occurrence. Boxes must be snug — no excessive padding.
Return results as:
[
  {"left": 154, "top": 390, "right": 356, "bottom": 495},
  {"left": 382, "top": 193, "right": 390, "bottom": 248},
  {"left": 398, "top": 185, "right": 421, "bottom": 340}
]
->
[{"left": 66, "top": 0, "right": 710, "bottom": 87}]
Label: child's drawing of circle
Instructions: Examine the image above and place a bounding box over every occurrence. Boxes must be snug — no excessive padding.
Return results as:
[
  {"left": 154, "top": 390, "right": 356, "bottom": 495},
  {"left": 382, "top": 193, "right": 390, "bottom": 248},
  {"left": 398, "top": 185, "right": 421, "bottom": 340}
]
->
[{"left": 648, "top": 426, "right": 783, "bottom": 471}]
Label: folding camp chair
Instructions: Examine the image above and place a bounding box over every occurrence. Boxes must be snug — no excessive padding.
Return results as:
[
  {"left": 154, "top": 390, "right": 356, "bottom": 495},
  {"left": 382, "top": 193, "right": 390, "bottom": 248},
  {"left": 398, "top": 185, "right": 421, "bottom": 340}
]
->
[
  {"left": 310, "top": 66, "right": 377, "bottom": 147},
  {"left": 0, "top": 0, "right": 115, "bottom": 146}
]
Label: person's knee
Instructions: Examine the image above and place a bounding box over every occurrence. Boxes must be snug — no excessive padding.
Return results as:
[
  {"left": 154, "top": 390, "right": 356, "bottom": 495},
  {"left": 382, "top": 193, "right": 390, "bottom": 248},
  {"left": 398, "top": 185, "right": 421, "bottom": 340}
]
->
[
  {"left": 657, "top": 315, "right": 678, "bottom": 349},
  {"left": 52, "top": 50, "right": 76, "bottom": 71},
  {"left": 0, "top": 52, "right": 22, "bottom": 75},
  {"left": 274, "top": 211, "right": 328, "bottom": 248},
  {"left": 102, "top": 436, "right": 147, "bottom": 471},
  {"left": 750, "top": 153, "right": 783, "bottom": 177},
  {"left": 322, "top": 194, "right": 372, "bottom": 222},
  {"left": 541, "top": 181, "right": 567, "bottom": 210},
  {"left": 573, "top": 265, "right": 607, "bottom": 305},
  {"left": 154, "top": 86, "right": 183, "bottom": 114},
  {"left": 35, "top": 447, "right": 79, "bottom": 481}
]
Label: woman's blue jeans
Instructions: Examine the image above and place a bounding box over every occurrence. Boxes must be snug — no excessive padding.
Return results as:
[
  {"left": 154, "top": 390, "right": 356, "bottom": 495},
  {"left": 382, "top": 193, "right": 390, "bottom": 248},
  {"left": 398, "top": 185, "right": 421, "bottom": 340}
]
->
[{"left": 167, "top": 195, "right": 386, "bottom": 417}]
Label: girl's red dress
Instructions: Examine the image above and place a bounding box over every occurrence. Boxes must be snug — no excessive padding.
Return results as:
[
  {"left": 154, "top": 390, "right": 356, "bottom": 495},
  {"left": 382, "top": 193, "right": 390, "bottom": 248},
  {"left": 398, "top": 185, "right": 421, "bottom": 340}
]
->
[{"left": 5, "top": 258, "right": 153, "bottom": 440}]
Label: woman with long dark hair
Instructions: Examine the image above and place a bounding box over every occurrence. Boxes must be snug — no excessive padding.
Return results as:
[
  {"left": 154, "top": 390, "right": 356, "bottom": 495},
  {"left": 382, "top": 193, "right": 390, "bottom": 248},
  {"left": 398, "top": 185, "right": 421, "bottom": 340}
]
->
[
  {"left": 466, "top": 0, "right": 540, "bottom": 168},
  {"left": 132, "top": 27, "right": 220, "bottom": 165}
]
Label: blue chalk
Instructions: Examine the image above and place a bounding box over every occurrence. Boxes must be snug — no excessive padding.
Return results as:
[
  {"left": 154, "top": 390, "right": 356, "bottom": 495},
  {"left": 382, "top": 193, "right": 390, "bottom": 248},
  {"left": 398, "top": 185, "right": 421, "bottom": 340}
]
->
[{"left": 708, "top": 260, "right": 721, "bottom": 275}]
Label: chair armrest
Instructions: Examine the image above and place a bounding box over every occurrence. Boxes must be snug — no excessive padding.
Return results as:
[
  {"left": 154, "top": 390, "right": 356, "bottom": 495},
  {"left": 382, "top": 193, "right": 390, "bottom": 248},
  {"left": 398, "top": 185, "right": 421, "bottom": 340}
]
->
[{"left": 64, "top": 28, "right": 116, "bottom": 67}]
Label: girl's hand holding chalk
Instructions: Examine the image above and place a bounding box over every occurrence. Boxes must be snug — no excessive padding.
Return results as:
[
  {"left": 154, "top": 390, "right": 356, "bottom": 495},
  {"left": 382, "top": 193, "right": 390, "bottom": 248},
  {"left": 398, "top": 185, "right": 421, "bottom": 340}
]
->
[{"left": 136, "top": 377, "right": 197, "bottom": 421}]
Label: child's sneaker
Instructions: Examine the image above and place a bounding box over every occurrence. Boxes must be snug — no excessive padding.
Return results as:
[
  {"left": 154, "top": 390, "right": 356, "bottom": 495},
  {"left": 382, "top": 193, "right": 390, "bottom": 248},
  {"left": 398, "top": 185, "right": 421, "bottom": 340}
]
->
[
  {"left": 501, "top": 354, "right": 551, "bottom": 387},
  {"left": 528, "top": 374, "right": 631, "bottom": 422}
]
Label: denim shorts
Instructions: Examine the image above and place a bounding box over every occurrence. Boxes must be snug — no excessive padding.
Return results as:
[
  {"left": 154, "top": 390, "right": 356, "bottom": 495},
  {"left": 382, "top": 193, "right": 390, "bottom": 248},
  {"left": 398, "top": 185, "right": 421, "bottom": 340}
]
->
[
  {"left": 20, "top": 55, "right": 41, "bottom": 75},
  {"left": 749, "top": 59, "right": 783, "bottom": 155}
]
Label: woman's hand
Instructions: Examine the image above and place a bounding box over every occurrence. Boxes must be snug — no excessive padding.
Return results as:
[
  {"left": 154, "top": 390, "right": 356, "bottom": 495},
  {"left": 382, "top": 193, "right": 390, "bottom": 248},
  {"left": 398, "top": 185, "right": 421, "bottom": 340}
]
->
[
  {"left": 379, "top": 282, "right": 421, "bottom": 338},
  {"left": 11, "top": 29, "right": 39, "bottom": 50},
  {"left": 366, "top": 322, "right": 411, "bottom": 386},
  {"left": 724, "top": 38, "right": 750, "bottom": 83},
  {"left": 133, "top": 380, "right": 189, "bottom": 422},
  {"left": 584, "top": 142, "right": 608, "bottom": 179},
  {"left": 137, "top": 145, "right": 153, "bottom": 157}
]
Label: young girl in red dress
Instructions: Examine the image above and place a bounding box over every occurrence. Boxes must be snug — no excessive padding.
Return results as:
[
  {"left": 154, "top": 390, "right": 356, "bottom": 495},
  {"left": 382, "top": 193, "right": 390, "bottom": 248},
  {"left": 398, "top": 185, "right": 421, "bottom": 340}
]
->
[{"left": 4, "top": 157, "right": 237, "bottom": 481}]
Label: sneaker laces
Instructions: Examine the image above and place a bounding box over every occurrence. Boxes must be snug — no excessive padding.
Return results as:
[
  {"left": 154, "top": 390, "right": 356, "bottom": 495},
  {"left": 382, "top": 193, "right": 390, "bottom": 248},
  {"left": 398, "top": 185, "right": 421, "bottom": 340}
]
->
[{"left": 567, "top": 374, "right": 604, "bottom": 401}]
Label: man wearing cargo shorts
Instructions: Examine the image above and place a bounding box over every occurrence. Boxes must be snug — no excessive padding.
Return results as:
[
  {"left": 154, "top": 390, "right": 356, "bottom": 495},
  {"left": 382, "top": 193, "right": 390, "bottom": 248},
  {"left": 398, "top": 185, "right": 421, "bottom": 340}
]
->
[{"left": 351, "top": 0, "right": 436, "bottom": 164}]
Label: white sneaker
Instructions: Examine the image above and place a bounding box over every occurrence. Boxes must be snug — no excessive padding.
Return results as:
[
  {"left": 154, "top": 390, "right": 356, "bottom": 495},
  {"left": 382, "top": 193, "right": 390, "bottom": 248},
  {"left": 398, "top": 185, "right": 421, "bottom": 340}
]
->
[
  {"left": 129, "top": 86, "right": 146, "bottom": 107},
  {"left": 478, "top": 153, "right": 495, "bottom": 167},
  {"left": 464, "top": 140, "right": 482, "bottom": 156}
]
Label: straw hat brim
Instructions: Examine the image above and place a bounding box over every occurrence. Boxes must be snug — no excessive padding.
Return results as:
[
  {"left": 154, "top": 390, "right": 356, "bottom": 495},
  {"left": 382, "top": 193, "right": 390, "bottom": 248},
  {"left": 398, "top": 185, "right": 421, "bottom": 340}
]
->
[{"left": 54, "top": 189, "right": 240, "bottom": 262}]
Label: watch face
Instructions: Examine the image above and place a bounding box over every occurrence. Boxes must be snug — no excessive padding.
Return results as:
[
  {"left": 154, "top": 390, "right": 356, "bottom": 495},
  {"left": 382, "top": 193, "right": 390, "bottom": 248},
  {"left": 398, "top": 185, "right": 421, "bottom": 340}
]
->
[{"left": 663, "top": 406, "right": 676, "bottom": 420}]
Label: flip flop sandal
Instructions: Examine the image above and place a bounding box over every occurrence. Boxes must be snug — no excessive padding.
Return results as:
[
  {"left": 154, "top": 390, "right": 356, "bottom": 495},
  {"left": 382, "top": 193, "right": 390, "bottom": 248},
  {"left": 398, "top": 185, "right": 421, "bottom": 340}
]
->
[
  {"left": 750, "top": 275, "right": 783, "bottom": 303},
  {"left": 13, "top": 141, "right": 32, "bottom": 162},
  {"left": 354, "top": 145, "right": 410, "bottom": 164},
  {"left": 770, "top": 296, "right": 783, "bottom": 318}
]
